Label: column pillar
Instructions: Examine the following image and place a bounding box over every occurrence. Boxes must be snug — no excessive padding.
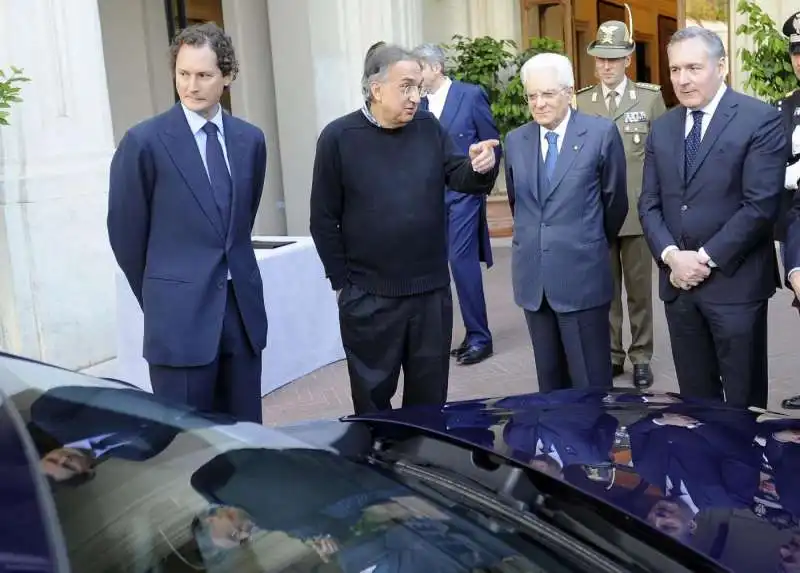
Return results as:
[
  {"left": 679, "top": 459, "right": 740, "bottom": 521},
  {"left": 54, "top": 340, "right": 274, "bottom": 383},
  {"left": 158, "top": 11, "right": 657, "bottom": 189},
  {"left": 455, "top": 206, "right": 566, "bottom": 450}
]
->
[
  {"left": 267, "top": 0, "right": 424, "bottom": 236},
  {"left": 0, "top": 0, "right": 117, "bottom": 368}
]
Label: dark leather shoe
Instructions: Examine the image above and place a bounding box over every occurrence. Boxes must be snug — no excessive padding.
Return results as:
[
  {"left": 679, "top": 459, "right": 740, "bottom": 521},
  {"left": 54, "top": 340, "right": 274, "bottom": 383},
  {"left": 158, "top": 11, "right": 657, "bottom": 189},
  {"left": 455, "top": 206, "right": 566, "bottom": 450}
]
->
[
  {"left": 633, "top": 364, "right": 654, "bottom": 389},
  {"left": 782, "top": 395, "right": 800, "bottom": 410},
  {"left": 612, "top": 363, "right": 624, "bottom": 378},
  {"left": 450, "top": 338, "right": 468, "bottom": 358},
  {"left": 457, "top": 344, "right": 493, "bottom": 365}
]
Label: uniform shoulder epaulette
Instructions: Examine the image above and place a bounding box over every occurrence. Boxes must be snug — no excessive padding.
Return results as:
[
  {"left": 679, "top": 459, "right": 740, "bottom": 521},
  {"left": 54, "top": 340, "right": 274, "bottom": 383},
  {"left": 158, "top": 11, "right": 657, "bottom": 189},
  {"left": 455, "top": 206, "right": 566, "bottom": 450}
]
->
[
  {"left": 635, "top": 82, "right": 661, "bottom": 91},
  {"left": 576, "top": 85, "right": 595, "bottom": 95}
]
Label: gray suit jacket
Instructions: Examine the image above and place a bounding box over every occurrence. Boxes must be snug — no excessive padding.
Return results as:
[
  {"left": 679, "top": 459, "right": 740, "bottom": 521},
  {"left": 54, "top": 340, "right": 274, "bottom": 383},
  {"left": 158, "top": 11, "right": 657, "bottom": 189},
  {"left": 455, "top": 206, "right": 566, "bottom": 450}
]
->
[{"left": 505, "top": 110, "right": 627, "bottom": 313}]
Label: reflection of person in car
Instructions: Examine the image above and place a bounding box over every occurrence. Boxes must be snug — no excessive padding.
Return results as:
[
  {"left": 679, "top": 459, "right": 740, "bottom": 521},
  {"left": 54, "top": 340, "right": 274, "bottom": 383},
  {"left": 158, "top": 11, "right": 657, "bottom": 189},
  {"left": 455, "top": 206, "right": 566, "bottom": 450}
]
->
[
  {"left": 192, "top": 505, "right": 256, "bottom": 562},
  {"left": 39, "top": 446, "right": 95, "bottom": 487},
  {"left": 645, "top": 497, "right": 696, "bottom": 541},
  {"left": 191, "top": 448, "right": 533, "bottom": 571},
  {"left": 27, "top": 385, "right": 232, "bottom": 488},
  {"left": 780, "top": 532, "right": 800, "bottom": 573}
]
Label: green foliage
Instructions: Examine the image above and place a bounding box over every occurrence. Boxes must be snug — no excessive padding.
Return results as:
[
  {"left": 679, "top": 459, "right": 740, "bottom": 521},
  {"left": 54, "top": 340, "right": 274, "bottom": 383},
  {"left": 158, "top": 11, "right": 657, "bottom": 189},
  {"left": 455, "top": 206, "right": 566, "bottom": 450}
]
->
[
  {"left": 445, "top": 35, "right": 565, "bottom": 139},
  {"left": 0, "top": 66, "right": 30, "bottom": 126},
  {"left": 686, "top": 0, "right": 728, "bottom": 22},
  {"left": 735, "top": 0, "right": 794, "bottom": 104},
  {"left": 445, "top": 35, "right": 515, "bottom": 104}
]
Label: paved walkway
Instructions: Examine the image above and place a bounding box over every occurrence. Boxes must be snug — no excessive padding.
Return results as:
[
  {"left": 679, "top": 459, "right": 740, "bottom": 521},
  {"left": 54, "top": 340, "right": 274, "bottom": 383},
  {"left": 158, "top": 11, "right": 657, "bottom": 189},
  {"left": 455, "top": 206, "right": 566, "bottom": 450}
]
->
[{"left": 261, "top": 246, "right": 800, "bottom": 425}]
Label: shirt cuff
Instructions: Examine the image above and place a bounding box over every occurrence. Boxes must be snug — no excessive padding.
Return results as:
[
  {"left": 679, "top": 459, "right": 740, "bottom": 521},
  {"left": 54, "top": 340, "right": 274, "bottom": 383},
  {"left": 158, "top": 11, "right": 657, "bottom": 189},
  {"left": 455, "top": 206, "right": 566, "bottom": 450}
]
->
[
  {"left": 661, "top": 245, "right": 678, "bottom": 263},
  {"left": 699, "top": 247, "right": 717, "bottom": 268},
  {"left": 789, "top": 267, "right": 800, "bottom": 280}
]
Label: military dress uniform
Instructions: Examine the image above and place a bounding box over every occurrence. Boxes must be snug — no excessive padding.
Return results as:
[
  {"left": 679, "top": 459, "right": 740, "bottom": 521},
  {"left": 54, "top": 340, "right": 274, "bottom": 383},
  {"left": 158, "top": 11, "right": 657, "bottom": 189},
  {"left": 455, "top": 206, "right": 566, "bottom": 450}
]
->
[
  {"left": 777, "top": 11, "right": 800, "bottom": 410},
  {"left": 575, "top": 19, "right": 667, "bottom": 388}
]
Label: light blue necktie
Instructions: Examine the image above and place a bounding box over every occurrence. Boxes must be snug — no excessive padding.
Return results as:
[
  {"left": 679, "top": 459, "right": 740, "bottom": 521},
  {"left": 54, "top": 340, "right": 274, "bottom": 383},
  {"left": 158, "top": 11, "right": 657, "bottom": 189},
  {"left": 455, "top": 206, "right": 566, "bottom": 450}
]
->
[{"left": 544, "top": 131, "right": 559, "bottom": 184}]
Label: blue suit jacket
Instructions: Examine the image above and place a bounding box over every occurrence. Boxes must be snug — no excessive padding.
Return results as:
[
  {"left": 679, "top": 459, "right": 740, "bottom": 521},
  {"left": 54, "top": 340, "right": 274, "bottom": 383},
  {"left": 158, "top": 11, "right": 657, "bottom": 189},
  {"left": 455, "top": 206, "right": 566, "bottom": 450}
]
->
[
  {"left": 420, "top": 80, "right": 500, "bottom": 265},
  {"left": 504, "top": 110, "right": 628, "bottom": 313},
  {"left": 638, "top": 88, "right": 786, "bottom": 304},
  {"left": 107, "top": 103, "right": 268, "bottom": 367}
]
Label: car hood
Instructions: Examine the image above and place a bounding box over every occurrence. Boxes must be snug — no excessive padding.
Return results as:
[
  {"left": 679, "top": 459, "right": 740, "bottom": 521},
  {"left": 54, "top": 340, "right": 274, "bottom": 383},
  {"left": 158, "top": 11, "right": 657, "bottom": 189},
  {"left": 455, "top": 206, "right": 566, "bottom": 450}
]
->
[{"left": 345, "top": 388, "right": 800, "bottom": 573}]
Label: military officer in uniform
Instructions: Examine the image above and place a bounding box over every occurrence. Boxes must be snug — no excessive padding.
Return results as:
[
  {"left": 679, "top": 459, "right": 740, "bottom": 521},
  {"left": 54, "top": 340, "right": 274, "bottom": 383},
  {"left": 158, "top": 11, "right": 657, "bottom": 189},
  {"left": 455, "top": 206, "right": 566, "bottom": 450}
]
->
[
  {"left": 777, "top": 11, "right": 800, "bottom": 410},
  {"left": 575, "top": 15, "right": 666, "bottom": 388}
]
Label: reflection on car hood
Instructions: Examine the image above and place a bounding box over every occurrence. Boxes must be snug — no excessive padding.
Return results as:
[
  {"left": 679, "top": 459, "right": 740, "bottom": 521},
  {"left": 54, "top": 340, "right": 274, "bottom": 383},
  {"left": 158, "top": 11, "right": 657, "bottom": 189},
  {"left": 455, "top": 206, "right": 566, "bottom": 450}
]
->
[{"left": 346, "top": 389, "right": 800, "bottom": 573}]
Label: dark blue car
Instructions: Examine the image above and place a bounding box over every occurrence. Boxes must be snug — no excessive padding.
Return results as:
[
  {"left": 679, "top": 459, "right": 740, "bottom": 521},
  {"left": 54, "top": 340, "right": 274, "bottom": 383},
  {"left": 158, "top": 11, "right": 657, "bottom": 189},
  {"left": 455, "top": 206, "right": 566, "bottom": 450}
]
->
[{"left": 1, "top": 350, "right": 799, "bottom": 572}]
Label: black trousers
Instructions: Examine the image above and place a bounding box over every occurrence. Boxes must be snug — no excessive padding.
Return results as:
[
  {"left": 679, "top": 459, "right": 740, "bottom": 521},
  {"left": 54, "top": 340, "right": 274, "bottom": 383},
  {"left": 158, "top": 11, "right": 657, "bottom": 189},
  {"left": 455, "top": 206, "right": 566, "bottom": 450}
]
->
[
  {"left": 664, "top": 294, "right": 768, "bottom": 409},
  {"left": 149, "top": 282, "right": 263, "bottom": 424},
  {"left": 339, "top": 284, "right": 453, "bottom": 414},
  {"left": 524, "top": 297, "right": 613, "bottom": 393}
]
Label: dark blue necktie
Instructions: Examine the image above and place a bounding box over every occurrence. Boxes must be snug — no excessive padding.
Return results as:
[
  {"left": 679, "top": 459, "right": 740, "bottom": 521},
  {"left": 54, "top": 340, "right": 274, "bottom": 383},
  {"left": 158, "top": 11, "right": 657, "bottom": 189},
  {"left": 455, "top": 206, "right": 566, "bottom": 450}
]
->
[
  {"left": 202, "top": 122, "right": 232, "bottom": 233},
  {"left": 544, "top": 131, "right": 559, "bottom": 184},
  {"left": 685, "top": 110, "right": 704, "bottom": 174}
]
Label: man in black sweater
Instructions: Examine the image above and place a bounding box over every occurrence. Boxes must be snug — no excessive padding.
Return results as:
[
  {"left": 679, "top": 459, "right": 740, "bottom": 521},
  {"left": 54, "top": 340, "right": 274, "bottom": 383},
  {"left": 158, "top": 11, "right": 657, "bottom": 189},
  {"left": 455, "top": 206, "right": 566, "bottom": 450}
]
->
[{"left": 310, "top": 44, "right": 500, "bottom": 414}]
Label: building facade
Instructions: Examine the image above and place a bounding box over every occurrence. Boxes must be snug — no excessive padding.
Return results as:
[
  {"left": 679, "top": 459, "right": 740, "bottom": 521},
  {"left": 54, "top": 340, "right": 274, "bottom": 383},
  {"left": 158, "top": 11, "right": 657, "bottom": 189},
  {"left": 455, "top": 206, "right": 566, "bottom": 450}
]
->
[{"left": 0, "top": 0, "right": 796, "bottom": 370}]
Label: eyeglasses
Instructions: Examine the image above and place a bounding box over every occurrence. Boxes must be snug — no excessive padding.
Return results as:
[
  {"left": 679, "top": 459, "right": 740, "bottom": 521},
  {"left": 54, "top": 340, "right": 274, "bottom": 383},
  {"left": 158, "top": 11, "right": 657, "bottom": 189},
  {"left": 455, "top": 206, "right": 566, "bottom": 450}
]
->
[
  {"left": 400, "top": 85, "right": 429, "bottom": 99},
  {"left": 523, "top": 89, "right": 566, "bottom": 103}
]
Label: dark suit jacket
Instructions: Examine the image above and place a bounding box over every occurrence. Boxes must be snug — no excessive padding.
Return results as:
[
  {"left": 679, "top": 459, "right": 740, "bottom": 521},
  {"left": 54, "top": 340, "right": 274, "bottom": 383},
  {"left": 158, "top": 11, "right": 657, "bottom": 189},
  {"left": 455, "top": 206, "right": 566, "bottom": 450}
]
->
[
  {"left": 107, "top": 104, "right": 268, "bottom": 367},
  {"left": 638, "top": 88, "right": 787, "bottom": 304},
  {"left": 420, "top": 80, "right": 500, "bottom": 266},
  {"left": 504, "top": 110, "right": 628, "bottom": 312}
]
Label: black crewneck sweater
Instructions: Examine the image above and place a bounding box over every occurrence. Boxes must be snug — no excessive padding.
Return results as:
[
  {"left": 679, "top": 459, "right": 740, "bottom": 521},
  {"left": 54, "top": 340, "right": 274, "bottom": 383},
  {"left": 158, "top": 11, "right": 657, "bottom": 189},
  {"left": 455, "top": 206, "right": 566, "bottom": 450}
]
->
[{"left": 310, "top": 109, "right": 498, "bottom": 297}]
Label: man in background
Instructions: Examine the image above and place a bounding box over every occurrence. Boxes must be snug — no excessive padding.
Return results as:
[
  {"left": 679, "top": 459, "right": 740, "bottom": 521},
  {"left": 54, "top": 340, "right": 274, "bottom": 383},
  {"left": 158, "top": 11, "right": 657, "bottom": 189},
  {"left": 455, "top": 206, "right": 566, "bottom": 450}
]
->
[
  {"left": 310, "top": 45, "right": 499, "bottom": 414},
  {"left": 108, "top": 23, "right": 268, "bottom": 423},
  {"left": 415, "top": 43, "right": 501, "bottom": 366},
  {"left": 505, "top": 52, "right": 628, "bottom": 392},
  {"left": 576, "top": 19, "right": 666, "bottom": 389}
]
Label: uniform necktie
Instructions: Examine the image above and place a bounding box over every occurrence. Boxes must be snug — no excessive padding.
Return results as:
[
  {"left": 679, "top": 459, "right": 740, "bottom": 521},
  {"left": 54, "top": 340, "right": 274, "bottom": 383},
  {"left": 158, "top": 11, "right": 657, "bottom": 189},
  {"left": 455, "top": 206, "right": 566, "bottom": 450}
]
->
[
  {"left": 685, "top": 110, "right": 704, "bottom": 175},
  {"left": 202, "top": 122, "right": 232, "bottom": 233},
  {"left": 607, "top": 90, "right": 618, "bottom": 115}
]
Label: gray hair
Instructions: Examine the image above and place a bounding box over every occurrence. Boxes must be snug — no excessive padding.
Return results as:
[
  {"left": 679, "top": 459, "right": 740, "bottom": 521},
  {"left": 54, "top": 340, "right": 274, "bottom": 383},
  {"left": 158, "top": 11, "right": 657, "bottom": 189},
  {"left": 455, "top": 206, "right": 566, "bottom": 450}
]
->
[
  {"left": 520, "top": 53, "right": 575, "bottom": 88},
  {"left": 361, "top": 44, "right": 420, "bottom": 101},
  {"left": 413, "top": 43, "right": 446, "bottom": 73},
  {"left": 668, "top": 26, "right": 726, "bottom": 60}
]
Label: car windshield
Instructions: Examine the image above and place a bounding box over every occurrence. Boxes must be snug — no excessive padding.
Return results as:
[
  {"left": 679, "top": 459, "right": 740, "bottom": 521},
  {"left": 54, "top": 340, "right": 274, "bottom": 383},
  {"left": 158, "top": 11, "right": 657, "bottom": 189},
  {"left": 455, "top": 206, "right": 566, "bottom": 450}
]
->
[{"left": 0, "top": 354, "right": 596, "bottom": 572}]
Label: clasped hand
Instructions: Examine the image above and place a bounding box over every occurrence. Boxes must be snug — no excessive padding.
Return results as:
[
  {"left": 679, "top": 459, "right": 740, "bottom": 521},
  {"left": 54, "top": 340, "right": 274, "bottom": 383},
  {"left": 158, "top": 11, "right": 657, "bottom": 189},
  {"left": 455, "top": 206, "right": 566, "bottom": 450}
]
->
[
  {"left": 667, "top": 250, "right": 711, "bottom": 291},
  {"left": 468, "top": 139, "right": 500, "bottom": 174}
]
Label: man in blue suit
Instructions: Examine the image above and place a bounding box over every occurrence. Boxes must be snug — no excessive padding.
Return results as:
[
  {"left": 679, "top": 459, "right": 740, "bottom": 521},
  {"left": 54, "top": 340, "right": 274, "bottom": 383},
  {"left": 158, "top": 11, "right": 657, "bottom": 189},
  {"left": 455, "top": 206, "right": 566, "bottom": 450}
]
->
[
  {"left": 638, "top": 27, "right": 786, "bottom": 410},
  {"left": 108, "top": 23, "right": 268, "bottom": 423},
  {"left": 415, "top": 43, "right": 500, "bottom": 365},
  {"left": 504, "top": 53, "right": 628, "bottom": 392}
]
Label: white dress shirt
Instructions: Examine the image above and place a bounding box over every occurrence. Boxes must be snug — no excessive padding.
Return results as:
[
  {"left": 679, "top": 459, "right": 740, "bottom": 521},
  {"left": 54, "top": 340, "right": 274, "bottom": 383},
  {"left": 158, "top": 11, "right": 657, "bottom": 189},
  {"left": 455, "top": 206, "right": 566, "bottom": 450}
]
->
[
  {"left": 181, "top": 103, "right": 233, "bottom": 279},
  {"left": 539, "top": 107, "right": 571, "bottom": 160},
  {"left": 182, "top": 103, "right": 231, "bottom": 176},
  {"left": 426, "top": 77, "right": 452, "bottom": 120},
  {"left": 601, "top": 77, "right": 627, "bottom": 111},
  {"left": 661, "top": 83, "right": 728, "bottom": 266}
]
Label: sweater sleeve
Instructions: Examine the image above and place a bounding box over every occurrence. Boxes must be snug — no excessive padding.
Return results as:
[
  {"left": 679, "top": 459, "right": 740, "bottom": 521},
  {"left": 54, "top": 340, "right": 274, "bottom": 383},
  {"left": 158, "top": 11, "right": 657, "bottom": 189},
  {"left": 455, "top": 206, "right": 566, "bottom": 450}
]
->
[
  {"left": 309, "top": 126, "right": 348, "bottom": 290},
  {"left": 440, "top": 122, "right": 499, "bottom": 195}
]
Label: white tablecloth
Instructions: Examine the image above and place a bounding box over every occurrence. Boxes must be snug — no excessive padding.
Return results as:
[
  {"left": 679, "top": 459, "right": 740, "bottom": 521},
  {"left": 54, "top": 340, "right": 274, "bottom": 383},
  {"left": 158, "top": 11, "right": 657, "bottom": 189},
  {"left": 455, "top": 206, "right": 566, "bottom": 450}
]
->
[{"left": 114, "top": 236, "right": 345, "bottom": 396}]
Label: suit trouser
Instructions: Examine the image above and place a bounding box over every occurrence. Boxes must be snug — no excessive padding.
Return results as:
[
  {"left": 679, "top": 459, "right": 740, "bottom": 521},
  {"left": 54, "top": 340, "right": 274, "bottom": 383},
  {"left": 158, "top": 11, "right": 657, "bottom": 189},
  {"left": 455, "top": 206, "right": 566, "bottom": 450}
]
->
[
  {"left": 339, "top": 284, "right": 453, "bottom": 415},
  {"left": 664, "top": 293, "right": 768, "bottom": 409},
  {"left": 609, "top": 235, "right": 654, "bottom": 366},
  {"left": 149, "top": 282, "right": 263, "bottom": 424},
  {"left": 524, "top": 297, "right": 613, "bottom": 393},
  {"left": 447, "top": 192, "right": 491, "bottom": 347}
]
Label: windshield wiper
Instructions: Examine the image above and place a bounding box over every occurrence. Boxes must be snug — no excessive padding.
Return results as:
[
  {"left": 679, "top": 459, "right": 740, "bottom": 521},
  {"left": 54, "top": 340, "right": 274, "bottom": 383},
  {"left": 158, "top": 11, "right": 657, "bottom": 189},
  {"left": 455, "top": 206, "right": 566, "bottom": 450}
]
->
[{"left": 378, "top": 456, "right": 631, "bottom": 573}]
